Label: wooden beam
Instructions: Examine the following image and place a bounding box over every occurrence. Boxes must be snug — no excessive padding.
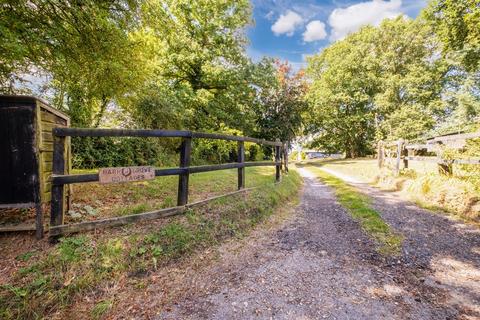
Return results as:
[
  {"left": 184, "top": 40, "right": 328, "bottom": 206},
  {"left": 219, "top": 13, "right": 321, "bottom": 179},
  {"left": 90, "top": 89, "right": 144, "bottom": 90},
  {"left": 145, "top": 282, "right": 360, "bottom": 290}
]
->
[
  {"left": 405, "top": 144, "right": 428, "bottom": 150},
  {"left": 0, "top": 224, "right": 37, "bottom": 232},
  {"left": 395, "top": 139, "right": 403, "bottom": 176},
  {"left": 433, "top": 131, "right": 480, "bottom": 142},
  {"left": 406, "top": 156, "right": 440, "bottom": 163},
  {"left": 237, "top": 141, "right": 245, "bottom": 190},
  {"left": 377, "top": 140, "right": 384, "bottom": 169},
  {"left": 177, "top": 137, "right": 191, "bottom": 206},
  {"left": 275, "top": 141, "right": 281, "bottom": 182},
  {"left": 52, "top": 162, "right": 280, "bottom": 185},
  {"left": 52, "top": 128, "right": 283, "bottom": 147},
  {"left": 50, "top": 135, "right": 66, "bottom": 229}
]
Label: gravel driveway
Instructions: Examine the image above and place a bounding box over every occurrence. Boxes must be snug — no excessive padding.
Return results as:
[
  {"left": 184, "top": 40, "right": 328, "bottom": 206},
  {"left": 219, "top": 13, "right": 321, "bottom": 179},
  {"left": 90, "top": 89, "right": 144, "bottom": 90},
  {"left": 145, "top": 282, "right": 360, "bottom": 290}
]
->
[{"left": 156, "top": 168, "right": 479, "bottom": 319}]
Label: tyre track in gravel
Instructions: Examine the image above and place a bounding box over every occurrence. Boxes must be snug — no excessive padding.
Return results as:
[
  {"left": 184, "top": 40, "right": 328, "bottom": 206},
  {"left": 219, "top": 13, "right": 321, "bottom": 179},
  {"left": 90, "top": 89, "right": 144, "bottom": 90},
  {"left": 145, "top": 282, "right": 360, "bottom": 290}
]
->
[
  {"left": 156, "top": 168, "right": 460, "bottom": 320},
  {"left": 317, "top": 166, "right": 480, "bottom": 319}
]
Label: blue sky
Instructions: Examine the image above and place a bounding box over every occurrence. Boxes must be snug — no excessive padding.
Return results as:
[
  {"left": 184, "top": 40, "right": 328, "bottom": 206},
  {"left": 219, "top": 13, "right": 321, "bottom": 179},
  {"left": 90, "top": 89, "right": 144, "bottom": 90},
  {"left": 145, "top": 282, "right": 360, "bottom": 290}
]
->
[{"left": 247, "top": 0, "right": 428, "bottom": 69}]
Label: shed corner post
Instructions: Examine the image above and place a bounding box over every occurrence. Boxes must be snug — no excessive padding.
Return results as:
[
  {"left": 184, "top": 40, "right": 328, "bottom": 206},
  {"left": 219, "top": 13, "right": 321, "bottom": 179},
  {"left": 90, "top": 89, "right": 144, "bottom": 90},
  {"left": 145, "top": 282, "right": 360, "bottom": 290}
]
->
[
  {"left": 34, "top": 190, "right": 44, "bottom": 239},
  {"left": 237, "top": 140, "right": 245, "bottom": 190},
  {"left": 177, "top": 136, "right": 192, "bottom": 206},
  {"left": 50, "top": 133, "right": 67, "bottom": 240}
]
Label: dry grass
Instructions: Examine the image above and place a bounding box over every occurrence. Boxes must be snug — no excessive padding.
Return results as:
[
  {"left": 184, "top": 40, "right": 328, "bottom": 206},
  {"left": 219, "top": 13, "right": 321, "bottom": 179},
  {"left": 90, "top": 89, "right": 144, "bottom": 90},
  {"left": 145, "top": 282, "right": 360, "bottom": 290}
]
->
[
  {"left": 0, "top": 168, "right": 302, "bottom": 319},
  {"left": 68, "top": 167, "right": 277, "bottom": 222},
  {"left": 298, "top": 158, "right": 480, "bottom": 222}
]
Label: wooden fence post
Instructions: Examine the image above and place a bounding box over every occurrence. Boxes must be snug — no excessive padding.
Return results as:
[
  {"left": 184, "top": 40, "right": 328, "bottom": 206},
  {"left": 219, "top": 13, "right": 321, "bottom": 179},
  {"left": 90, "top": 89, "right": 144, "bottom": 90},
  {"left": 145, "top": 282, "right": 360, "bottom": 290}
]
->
[
  {"left": 283, "top": 141, "right": 289, "bottom": 173},
  {"left": 395, "top": 139, "right": 403, "bottom": 176},
  {"left": 275, "top": 139, "right": 281, "bottom": 182},
  {"left": 50, "top": 135, "right": 66, "bottom": 231},
  {"left": 438, "top": 161, "right": 453, "bottom": 176},
  {"left": 377, "top": 140, "right": 384, "bottom": 169},
  {"left": 402, "top": 141, "right": 409, "bottom": 169},
  {"left": 177, "top": 137, "right": 191, "bottom": 206},
  {"left": 237, "top": 141, "right": 245, "bottom": 190},
  {"left": 435, "top": 143, "right": 453, "bottom": 176}
]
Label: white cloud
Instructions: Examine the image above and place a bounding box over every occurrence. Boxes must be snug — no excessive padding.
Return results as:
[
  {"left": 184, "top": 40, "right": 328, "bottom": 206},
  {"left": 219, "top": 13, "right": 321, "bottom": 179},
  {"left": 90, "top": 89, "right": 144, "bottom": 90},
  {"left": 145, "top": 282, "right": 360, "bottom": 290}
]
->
[
  {"left": 271, "top": 10, "right": 304, "bottom": 36},
  {"left": 328, "top": 0, "right": 403, "bottom": 41},
  {"left": 303, "top": 20, "right": 327, "bottom": 42}
]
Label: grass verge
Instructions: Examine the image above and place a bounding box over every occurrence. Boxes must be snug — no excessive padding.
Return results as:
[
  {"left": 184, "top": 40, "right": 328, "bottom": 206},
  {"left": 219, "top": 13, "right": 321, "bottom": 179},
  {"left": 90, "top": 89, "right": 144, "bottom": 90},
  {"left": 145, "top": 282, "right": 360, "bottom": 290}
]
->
[
  {"left": 0, "top": 169, "right": 302, "bottom": 319},
  {"left": 300, "top": 158, "right": 480, "bottom": 223},
  {"left": 302, "top": 165, "right": 402, "bottom": 255}
]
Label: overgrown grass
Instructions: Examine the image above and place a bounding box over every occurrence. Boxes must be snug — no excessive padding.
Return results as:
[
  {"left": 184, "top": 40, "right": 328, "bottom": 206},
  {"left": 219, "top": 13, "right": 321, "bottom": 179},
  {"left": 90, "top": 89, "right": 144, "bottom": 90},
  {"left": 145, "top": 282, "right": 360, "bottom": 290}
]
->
[
  {"left": 68, "top": 167, "right": 278, "bottom": 221},
  {"left": 301, "top": 158, "right": 480, "bottom": 222},
  {"left": 0, "top": 169, "right": 302, "bottom": 319},
  {"left": 301, "top": 165, "right": 402, "bottom": 255}
]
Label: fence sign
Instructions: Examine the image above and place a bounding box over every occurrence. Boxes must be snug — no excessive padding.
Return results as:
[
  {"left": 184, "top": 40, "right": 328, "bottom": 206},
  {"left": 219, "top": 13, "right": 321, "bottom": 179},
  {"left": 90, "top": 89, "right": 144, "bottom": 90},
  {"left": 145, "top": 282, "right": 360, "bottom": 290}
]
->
[{"left": 99, "top": 166, "right": 155, "bottom": 184}]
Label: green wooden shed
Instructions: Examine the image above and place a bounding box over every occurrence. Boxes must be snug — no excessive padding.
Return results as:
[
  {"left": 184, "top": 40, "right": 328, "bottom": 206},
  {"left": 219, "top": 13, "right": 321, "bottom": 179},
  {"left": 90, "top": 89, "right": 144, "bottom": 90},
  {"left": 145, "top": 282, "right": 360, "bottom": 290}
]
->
[{"left": 0, "top": 95, "right": 71, "bottom": 238}]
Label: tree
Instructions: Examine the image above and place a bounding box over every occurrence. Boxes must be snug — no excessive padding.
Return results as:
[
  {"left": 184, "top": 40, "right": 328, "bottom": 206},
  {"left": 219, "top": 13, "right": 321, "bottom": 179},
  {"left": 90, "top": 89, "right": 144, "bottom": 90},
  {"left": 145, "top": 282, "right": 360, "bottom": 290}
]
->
[
  {"left": 138, "top": 0, "right": 255, "bottom": 131},
  {"left": 0, "top": 0, "right": 153, "bottom": 126},
  {"left": 423, "top": 0, "right": 480, "bottom": 72},
  {"left": 371, "top": 18, "right": 447, "bottom": 140},
  {"left": 422, "top": 0, "right": 480, "bottom": 133},
  {"left": 306, "top": 17, "right": 447, "bottom": 156},
  {"left": 306, "top": 26, "right": 379, "bottom": 157},
  {"left": 252, "top": 59, "right": 308, "bottom": 145}
]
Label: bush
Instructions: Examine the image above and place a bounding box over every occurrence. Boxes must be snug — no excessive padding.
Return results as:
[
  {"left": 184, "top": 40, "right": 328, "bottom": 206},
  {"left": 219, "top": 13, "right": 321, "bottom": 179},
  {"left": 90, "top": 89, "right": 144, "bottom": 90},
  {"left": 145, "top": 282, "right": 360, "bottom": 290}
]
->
[
  {"left": 72, "top": 137, "right": 178, "bottom": 169},
  {"left": 71, "top": 126, "right": 269, "bottom": 169}
]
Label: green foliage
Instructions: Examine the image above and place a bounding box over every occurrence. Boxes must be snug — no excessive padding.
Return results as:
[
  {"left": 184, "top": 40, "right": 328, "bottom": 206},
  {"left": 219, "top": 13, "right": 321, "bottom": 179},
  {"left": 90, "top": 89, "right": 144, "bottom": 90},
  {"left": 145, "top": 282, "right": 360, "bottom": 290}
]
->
[
  {"left": 252, "top": 59, "right": 308, "bottom": 144},
  {"left": 423, "top": 0, "right": 480, "bottom": 72},
  {"left": 128, "top": 0, "right": 256, "bottom": 132},
  {"left": 306, "top": 17, "right": 450, "bottom": 155},
  {"left": 306, "top": 25, "right": 379, "bottom": 157},
  {"left": 422, "top": 1, "right": 480, "bottom": 134},
  {"left": 0, "top": 0, "right": 152, "bottom": 127},
  {"left": 72, "top": 137, "right": 177, "bottom": 169}
]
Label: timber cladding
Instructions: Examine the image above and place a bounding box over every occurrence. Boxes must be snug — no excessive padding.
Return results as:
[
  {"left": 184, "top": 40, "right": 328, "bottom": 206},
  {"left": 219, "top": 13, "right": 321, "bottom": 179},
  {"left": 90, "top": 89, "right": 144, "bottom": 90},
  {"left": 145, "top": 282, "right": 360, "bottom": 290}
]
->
[{"left": 0, "top": 95, "right": 70, "bottom": 237}]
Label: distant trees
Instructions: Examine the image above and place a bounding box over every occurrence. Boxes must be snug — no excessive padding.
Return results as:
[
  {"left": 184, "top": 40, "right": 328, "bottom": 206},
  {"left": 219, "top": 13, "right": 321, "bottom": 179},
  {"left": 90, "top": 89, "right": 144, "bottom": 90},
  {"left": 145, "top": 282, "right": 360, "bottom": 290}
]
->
[
  {"left": 306, "top": 0, "right": 480, "bottom": 157},
  {"left": 252, "top": 60, "right": 308, "bottom": 145}
]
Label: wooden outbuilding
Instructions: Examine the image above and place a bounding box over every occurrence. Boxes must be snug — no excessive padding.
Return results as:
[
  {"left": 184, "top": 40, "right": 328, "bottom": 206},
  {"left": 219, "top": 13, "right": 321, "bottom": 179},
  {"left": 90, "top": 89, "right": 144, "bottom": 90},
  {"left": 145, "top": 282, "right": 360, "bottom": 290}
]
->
[{"left": 0, "top": 95, "right": 70, "bottom": 238}]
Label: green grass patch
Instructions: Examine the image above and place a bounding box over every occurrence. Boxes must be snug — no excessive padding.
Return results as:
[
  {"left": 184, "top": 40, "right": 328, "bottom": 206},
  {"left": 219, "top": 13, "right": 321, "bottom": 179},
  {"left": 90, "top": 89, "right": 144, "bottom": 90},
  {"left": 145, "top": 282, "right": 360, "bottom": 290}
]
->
[
  {"left": 0, "top": 169, "right": 302, "bottom": 319},
  {"left": 304, "top": 165, "right": 402, "bottom": 255},
  {"left": 70, "top": 167, "right": 284, "bottom": 220},
  {"left": 299, "top": 158, "right": 480, "bottom": 222}
]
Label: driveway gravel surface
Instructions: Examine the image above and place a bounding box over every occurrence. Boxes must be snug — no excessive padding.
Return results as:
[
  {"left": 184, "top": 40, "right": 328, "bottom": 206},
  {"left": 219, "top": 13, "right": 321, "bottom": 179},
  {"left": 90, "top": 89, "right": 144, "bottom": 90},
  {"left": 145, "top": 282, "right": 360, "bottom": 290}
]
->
[{"left": 156, "top": 168, "right": 480, "bottom": 319}]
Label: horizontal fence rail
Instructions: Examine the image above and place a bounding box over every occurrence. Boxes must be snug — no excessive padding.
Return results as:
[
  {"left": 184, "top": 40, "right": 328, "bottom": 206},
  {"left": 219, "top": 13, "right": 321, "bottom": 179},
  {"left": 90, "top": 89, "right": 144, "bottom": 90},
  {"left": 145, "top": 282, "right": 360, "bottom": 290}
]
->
[
  {"left": 49, "top": 128, "right": 287, "bottom": 239},
  {"left": 52, "top": 128, "right": 283, "bottom": 146},
  {"left": 377, "top": 131, "right": 480, "bottom": 176}
]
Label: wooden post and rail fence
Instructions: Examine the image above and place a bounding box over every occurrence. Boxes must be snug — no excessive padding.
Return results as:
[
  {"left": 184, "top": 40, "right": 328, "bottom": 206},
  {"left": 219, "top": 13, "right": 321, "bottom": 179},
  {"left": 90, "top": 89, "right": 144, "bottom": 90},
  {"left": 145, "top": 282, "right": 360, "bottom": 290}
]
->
[
  {"left": 49, "top": 128, "right": 288, "bottom": 238},
  {"left": 377, "top": 131, "right": 480, "bottom": 176}
]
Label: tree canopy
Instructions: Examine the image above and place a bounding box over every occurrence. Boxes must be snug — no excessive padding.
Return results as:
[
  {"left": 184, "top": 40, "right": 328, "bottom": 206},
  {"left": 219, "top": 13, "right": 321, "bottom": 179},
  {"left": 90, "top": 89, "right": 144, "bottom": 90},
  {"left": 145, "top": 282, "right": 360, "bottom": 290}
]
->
[
  {"left": 305, "top": 0, "right": 479, "bottom": 156},
  {"left": 1, "top": 0, "right": 478, "bottom": 160}
]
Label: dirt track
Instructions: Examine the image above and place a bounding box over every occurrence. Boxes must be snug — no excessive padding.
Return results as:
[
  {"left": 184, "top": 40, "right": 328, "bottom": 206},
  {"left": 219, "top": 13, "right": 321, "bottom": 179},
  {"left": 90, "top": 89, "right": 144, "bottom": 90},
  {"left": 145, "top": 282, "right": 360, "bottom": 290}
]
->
[{"left": 154, "top": 168, "right": 479, "bottom": 319}]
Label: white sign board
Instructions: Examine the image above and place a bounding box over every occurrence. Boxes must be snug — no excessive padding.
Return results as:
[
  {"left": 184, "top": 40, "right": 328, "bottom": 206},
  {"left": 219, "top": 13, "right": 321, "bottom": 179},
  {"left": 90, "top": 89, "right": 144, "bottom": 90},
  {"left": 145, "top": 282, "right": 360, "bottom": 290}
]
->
[{"left": 99, "top": 166, "right": 155, "bottom": 184}]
